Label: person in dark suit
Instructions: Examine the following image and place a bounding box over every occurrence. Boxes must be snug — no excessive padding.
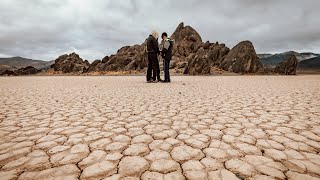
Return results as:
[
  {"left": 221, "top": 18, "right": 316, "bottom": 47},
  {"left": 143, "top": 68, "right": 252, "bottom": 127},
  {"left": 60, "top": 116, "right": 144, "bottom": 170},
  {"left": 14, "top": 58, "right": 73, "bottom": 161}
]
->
[{"left": 146, "top": 30, "right": 162, "bottom": 83}]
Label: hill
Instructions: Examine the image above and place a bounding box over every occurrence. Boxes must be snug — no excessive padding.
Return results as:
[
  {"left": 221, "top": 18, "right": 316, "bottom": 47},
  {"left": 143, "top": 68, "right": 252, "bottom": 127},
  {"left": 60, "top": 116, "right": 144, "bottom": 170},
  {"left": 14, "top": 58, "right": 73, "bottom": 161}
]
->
[
  {"left": 257, "top": 53, "right": 273, "bottom": 59},
  {"left": 260, "top": 52, "right": 294, "bottom": 66},
  {"left": 0, "top": 57, "right": 54, "bottom": 70},
  {"left": 0, "top": 64, "right": 18, "bottom": 73},
  {"left": 298, "top": 56, "right": 320, "bottom": 71}
]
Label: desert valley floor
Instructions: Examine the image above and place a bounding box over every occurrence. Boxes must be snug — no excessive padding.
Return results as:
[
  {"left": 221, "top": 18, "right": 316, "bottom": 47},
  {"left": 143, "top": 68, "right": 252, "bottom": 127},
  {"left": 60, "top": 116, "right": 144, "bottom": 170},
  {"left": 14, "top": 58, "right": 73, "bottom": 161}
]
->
[{"left": 0, "top": 76, "right": 319, "bottom": 180}]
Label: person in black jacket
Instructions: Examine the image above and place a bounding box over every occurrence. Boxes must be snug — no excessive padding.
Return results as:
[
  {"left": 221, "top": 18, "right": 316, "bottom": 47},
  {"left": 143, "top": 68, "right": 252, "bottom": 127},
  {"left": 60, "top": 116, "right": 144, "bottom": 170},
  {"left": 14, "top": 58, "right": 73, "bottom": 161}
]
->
[
  {"left": 160, "top": 32, "right": 173, "bottom": 83},
  {"left": 146, "top": 31, "right": 162, "bottom": 83}
]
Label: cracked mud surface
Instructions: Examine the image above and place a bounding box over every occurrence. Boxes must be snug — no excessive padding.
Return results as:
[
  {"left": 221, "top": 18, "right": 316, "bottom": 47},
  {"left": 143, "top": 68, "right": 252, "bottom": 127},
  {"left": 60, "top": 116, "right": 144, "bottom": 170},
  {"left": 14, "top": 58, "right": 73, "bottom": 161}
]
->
[{"left": 0, "top": 76, "right": 319, "bottom": 180}]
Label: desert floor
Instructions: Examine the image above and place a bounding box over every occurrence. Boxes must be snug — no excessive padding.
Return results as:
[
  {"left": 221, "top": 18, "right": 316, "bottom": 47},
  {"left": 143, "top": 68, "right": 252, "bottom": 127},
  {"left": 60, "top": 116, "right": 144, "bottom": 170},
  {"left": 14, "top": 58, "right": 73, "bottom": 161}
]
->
[{"left": 0, "top": 76, "right": 319, "bottom": 180}]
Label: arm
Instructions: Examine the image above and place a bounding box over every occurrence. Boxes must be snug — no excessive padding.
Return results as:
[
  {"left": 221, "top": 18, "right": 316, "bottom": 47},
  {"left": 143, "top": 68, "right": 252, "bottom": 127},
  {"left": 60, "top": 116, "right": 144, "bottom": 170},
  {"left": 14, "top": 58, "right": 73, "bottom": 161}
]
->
[
  {"left": 152, "top": 38, "right": 160, "bottom": 54},
  {"left": 162, "top": 41, "right": 170, "bottom": 57}
]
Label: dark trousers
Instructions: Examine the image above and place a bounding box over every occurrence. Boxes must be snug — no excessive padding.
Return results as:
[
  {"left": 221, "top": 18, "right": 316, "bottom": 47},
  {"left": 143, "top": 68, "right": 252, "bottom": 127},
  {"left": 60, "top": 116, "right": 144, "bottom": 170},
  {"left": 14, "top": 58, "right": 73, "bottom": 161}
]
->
[
  {"left": 164, "top": 58, "right": 171, "bottom": 82},
  {"left": 147, "top": 53, "right": 160, "bottom": 81}
]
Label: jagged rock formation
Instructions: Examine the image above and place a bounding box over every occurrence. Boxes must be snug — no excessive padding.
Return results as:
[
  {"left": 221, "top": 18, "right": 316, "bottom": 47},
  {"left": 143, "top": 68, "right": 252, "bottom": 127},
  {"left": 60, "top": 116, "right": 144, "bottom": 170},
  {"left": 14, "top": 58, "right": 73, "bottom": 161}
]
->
[
  {"left": 170, "top": 24, "right": 260, "bottom": 75},
  {"left": 171, "top": 22, "right": 202, "bottom": 43},
  {"left": 220, "top": 41, "right": 262, "bottom": 73},
  {"left": 51, "top": 53, "right": 89, "bottom": 73},
  {"left": 0, "top": 66, "right": 40, "bottom": 76},
  {"left": 274, "top": 54, "right": 298, "bottom": 75},
  {"left": 50, "top": 22, "right": 298, "bottom": 75},
  {"left": 171, "top": 23, "right": 203, "bottom": 71},
  {"left": 86, "top": 44, "right": 147, "bottom": 73},
  {"left": 86, "top": 60, "right": 102, "bottom": 72},
  {"left": 185, "top": 42, "right": 230, "bottom": 75}
]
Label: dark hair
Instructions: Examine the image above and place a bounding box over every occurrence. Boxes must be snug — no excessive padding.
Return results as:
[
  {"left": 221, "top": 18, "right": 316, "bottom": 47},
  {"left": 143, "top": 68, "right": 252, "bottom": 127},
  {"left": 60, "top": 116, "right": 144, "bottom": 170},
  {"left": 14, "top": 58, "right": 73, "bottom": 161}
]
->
[{"left": 161, "top": 32, "right": 168, "bottom": 38}]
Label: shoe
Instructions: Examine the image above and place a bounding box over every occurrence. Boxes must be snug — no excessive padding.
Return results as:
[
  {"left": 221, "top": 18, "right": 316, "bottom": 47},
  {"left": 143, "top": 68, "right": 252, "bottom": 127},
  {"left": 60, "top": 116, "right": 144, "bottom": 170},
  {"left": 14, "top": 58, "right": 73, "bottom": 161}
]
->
[
  {"left": 153, "top": 80, "right": 159, "bottom": 83},
  {"left": 162, "top": 80, "right": 170, "bottom": 83},
  {"left": 147, "top": 80, "right": 153, "bottom": 83},
  {"left": 159, "top": 79, "right": 164, "bottom": 83}
]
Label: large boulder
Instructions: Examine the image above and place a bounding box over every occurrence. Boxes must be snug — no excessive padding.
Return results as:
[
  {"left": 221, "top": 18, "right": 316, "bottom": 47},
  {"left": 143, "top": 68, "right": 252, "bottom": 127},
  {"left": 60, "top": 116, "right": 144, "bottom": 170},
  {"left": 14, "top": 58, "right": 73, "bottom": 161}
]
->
[
  {"left": 220, "top": 41, "right": 262, "bottom": 73},
  {"left": 52, "top": 52, "right": 89, "bottom": 73},
  {"left": 274, "top": 54, "right": 298, "bottom": 75}
]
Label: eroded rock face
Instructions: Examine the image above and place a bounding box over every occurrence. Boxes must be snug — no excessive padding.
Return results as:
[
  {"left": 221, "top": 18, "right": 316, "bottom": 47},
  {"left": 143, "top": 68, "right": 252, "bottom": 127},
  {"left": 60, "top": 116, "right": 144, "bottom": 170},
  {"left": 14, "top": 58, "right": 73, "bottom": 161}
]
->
[
  {"left": 220, "top": 41, "right": 262, "bottom": 73},
  {"left": 185, "top": 42, "right": 230, "bottom": 75},
  {"left": 274, "top": 54, "right": 298, "bottom": 75},
  {"left": 186, "top": 48, "right": 210, "bottom": 75},
  {"left": 86, "top": 60, "right": 102, "bottom": 73},
  {"left": 52, "top": 52, "right": 89, "bottom": 73},
  {"left": 86, "top": 44, "right": 147, "bottom": 72},
  {"left": 171, "top": 22, "right": 203, "bottom": 71}
]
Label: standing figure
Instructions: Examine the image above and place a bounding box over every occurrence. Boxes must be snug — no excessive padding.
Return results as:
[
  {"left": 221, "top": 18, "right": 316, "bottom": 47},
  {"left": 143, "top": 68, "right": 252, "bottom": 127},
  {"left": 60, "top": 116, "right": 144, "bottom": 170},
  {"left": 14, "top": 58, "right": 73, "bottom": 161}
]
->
[
  {"left": 160, "top": 32, "right": 173, "bottom": 83},
  {"left": 146, "top": 30, "right": 161, "bottom": 83}
]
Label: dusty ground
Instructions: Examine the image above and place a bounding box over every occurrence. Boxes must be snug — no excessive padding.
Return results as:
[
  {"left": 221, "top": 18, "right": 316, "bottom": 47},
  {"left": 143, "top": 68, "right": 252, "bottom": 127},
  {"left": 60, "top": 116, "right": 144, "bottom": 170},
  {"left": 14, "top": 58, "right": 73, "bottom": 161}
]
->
[{"left": 0, "top": 76, "right": 319, "bottom": 180}]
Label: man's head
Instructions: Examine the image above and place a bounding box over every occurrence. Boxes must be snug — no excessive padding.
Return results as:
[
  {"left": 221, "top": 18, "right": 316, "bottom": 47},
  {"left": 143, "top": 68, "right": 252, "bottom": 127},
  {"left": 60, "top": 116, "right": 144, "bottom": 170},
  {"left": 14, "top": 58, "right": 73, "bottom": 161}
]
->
[
  {"left": 151, "top": 30, "right": 159, "bottom": 39},
  {"left": 161, "top": 32, "right": 168, "bottom": 40}
]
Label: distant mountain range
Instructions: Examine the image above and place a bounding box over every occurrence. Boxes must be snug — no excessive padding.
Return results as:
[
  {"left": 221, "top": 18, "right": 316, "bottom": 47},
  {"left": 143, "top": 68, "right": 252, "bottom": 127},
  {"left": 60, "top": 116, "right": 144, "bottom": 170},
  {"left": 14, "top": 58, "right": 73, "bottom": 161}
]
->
[
  {"left": 0, "top": 57, "right": 54, "bottom": 73},
  {"left": 298, "top": 56, "right": 320, "bottom": 71},
  {"left": 258, "top": 51, "right": 320, "bottom": 72}
]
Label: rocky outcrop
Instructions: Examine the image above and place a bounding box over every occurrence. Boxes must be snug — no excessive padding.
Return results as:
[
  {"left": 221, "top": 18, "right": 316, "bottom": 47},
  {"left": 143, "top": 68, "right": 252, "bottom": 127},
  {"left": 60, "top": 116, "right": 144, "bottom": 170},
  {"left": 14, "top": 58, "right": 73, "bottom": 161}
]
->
[
  {"left": 274, "top": 54, "right": 298, "bottom": 75},
  {"left": 51, "top": 52, "right": 89, "bottom": 73},
  {"left": 104, "top": 44, "right": 146, "bottom": 71},
  {"left": 0, "top": 66, "right": 40, "bottom": 76},
  {"left": 258, "top": 53, "right": 298, "bottom": 75},
  {"left": 171, "top": 22, "right": 203, "bottom": 71},
  {"left": 85, "top": 44, "right": 147, "bottom": 73},
  {"left": 50, "top": 22, "right": 297, "bottom": 75},
  {"left": 86, "top": 60, "right": 102, "bottom": 72},
  {"left": 15, "top": 66, "right": 40, "bottom": 75},
  {"left": 185, "top": 42, "right": 230, "bottom": 75},
  {"left": 220, "top": 41, "right": 262, "bottom": 73},
  {"left": 186, "top": 48, "right": 210, "bottom": 75},
  {"left": 171, "top": 22, "right": 202, "bottom": 43},
  {"left": 0, "top": 70, "right": 15, "bottom": 76},
  {"left": 171, "top": 24, "right": 261, "bottom": 75}
]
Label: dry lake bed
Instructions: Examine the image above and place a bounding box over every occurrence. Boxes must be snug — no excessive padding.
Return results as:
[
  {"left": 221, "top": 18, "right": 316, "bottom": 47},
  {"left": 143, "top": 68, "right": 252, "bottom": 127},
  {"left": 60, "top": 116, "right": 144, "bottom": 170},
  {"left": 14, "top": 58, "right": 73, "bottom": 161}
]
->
[{"left": 0, "top": 76, "right": 319, "bottom": 180}]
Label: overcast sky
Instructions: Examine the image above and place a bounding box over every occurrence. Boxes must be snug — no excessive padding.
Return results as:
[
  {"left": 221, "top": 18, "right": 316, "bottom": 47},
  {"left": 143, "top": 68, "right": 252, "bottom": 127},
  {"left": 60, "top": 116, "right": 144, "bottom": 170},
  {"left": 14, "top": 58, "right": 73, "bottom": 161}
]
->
[{"left": 0, "top": 0, "right": 319, "bottom": 61}]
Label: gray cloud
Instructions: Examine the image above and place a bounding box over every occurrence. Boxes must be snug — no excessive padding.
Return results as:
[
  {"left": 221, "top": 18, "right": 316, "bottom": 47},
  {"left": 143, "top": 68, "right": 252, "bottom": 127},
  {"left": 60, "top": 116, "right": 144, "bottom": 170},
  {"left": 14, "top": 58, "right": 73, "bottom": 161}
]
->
[{"left": 0, "top": 0, "right": 319, "bottom": 61}]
